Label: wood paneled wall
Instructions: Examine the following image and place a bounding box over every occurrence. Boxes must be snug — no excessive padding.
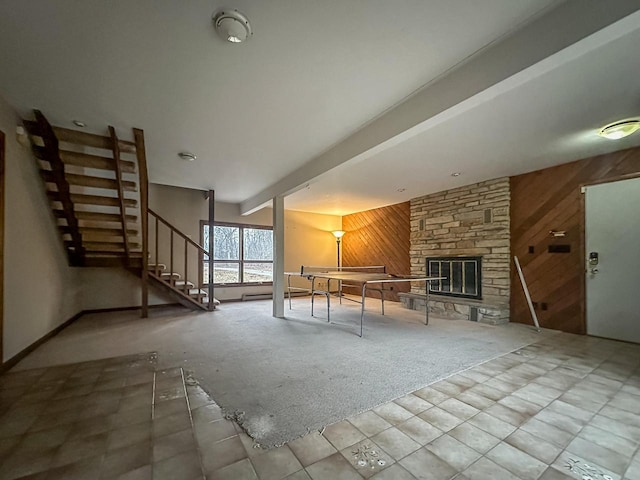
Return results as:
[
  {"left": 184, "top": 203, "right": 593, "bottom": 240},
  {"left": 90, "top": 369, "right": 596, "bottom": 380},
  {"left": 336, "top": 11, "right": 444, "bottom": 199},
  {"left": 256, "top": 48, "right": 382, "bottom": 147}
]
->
[
  {"left": 342, "top": 202, "right": 410, "bottom": 301},
  {"left": 510, "top": 146, "right": 640, "bottom": 334}
]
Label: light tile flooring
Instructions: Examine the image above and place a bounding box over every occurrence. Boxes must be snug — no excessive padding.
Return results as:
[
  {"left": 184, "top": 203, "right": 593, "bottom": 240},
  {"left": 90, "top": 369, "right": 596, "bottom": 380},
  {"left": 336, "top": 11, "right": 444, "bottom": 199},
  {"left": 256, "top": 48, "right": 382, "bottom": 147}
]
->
[{"left": 1, "top": 332, "right": 639, "bottom": 479}]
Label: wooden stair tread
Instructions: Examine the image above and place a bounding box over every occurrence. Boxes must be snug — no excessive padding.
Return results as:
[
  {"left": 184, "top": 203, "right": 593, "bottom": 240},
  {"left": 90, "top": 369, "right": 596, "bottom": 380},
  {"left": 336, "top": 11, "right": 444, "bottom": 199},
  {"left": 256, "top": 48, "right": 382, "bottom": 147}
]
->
[
  {"left": 42, "top": 171, "right": 137, "bottom": 192},
  {"left": 48, "top": 192, "right": 137, "bottom": 208},
  {"left": 55, "top": 210, "right": 138, "bottom": 223},
  {"left": 199, "top": 297, "right": 221, "bottom": 305},
  {"left": 63, "top": 234, "right": 139, "bottom": 244},
  {"left": 60, "top": 226, "right": 138, "bottom": 236},
  {"left": 24, "top": 122, "right": 136, "bottom": 154},
  {"left": 66, "top": 241, "right": 141, "bottom": 251},
  {"left": 54, "top": 126, "right": 137, "bottom": 153},
  {"left": 160, "top": 272, "right": 180, "bottom": 279},
  {"left": 85, "top": 251, "right": 143, "bottom": 257},
  {"left": 34, "top": 147, "right": 136, "bottom": 173},
  {"left": 188, "top": 288, "right": 207, "bottom": 295}
]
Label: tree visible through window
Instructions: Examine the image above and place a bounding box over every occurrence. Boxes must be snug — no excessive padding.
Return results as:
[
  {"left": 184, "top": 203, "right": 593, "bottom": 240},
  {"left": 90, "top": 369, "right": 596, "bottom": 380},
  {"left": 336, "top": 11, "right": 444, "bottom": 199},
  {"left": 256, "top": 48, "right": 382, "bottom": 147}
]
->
[{"left": 202, "top": 223, "right": 273, "bottom": 285}]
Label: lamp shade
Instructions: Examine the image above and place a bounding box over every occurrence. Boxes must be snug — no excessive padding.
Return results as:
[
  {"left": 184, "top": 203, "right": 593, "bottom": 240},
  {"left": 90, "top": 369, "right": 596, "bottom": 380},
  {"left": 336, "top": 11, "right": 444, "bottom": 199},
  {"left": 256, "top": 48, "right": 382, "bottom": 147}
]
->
[{"left": 332, "top": 230, "right": 345, "bottom": 239}]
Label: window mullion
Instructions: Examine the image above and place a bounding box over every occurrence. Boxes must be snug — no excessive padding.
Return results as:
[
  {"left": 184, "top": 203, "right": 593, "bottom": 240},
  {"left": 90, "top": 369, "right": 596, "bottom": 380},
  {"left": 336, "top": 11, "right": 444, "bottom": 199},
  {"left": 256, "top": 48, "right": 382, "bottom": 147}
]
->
[{"left": 239, "top": 226, "right": 244, "bottom": 284}]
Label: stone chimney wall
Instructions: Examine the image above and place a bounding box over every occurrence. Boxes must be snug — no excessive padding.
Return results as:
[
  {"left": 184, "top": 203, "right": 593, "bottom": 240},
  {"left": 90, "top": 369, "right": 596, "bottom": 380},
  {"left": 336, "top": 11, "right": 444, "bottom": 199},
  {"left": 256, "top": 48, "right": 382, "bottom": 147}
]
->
[{"left": 409, "top": 177, "right": 511, "bottom": 313}]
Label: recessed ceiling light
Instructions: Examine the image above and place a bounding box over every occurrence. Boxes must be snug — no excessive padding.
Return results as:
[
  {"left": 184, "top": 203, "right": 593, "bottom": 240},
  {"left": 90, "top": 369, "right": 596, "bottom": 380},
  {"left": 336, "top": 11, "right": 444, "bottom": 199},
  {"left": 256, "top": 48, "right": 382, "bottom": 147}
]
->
[
  {"left": 213, "top": 9, "right": 252, "bottom": 44},
  {"left": 72, "top": 120, "right": 86, "bottom": 128},
  {"left": 598, "top": 119, "right": 640, "bottom": 140},
  {"left": 397, "top": 188, "right": 406, "bottom": 192},
  {"left": 451, "top": 172, "right": 461, "bottom": 177},
  {"left": 178, "top": 152, "right": 197, "bottom": 161}
]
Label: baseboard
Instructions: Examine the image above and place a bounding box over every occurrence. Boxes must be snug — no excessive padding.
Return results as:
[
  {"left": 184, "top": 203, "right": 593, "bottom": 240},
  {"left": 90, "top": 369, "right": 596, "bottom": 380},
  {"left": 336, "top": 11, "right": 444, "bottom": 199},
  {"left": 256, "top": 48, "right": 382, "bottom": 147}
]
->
[
  {"left": 0, "top": 303, "right": 182, "bottom": 374},
  {"left": 0, "top": 310, "right": 84, "bottom": 374},
  {"left": 83, "top": 303, "right": 181, "bottom": 315}
]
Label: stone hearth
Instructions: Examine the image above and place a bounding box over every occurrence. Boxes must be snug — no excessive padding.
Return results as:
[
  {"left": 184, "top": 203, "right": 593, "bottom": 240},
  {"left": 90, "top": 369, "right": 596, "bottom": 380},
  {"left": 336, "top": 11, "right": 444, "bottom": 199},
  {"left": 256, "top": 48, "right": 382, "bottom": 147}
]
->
[{"left": 399, "top": 292, "right": 509, "bottom": 325}]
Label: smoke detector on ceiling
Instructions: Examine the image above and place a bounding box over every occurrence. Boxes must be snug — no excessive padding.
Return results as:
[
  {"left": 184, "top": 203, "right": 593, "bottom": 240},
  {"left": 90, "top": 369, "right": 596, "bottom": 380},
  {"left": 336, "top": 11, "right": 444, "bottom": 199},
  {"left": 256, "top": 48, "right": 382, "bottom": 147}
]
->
[{"left": 213, "top": 9, "right": 252, "bottom": 44}]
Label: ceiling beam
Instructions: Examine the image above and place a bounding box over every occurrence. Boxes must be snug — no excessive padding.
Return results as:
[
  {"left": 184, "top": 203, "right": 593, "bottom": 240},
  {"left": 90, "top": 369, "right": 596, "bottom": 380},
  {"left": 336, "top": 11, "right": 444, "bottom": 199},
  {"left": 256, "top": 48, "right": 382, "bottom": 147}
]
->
[{"left": 240, "top": 0, "right": 640, "bottom": 215}]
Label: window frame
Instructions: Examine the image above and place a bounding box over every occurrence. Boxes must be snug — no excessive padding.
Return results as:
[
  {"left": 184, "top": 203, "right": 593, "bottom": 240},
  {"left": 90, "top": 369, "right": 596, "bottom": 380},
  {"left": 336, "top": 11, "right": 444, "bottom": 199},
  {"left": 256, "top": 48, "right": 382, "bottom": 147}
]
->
[{"left": 200, "top": 220, "right": 274, "bottom": 287}]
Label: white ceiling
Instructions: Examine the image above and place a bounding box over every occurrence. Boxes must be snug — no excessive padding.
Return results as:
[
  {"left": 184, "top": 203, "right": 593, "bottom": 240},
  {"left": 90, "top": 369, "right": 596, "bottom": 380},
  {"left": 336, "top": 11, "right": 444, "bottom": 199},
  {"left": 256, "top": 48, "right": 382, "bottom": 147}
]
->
[
  {"left": 1, "top": 1, "right": 639, "bottom": 216},
  {"left": 286, "top": 23, "right": 640, "bottom": 214}
]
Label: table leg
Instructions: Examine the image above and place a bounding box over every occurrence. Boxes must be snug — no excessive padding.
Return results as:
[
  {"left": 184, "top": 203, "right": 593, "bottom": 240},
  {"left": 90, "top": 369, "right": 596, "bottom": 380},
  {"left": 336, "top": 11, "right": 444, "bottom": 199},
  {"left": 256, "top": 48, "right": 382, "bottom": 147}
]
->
[
  {"left": 287, "top": 274, "right": 292, "bottom": 310},
  {"left": 425, "top": 280, "right": 430, "bottom": 325},
  {"left": 311, "top": 277, "right": 316, "bottom": 317},
  {"left": 360, "top": 284, "right": 367, "bottom": 337},
  {"left": 326, "top": 279, "right": 331, "bottom": 322}
]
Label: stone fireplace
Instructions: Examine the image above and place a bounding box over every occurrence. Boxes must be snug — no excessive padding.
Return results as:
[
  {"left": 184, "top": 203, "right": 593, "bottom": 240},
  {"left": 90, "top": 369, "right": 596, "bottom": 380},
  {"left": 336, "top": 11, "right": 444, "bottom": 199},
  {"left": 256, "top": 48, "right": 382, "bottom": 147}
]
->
[
  {"left": 399, "top": 178, "right": 510, "bottom": 324},
  {"left": 427, "top": 255, "right": 482, "bottom": 300}
]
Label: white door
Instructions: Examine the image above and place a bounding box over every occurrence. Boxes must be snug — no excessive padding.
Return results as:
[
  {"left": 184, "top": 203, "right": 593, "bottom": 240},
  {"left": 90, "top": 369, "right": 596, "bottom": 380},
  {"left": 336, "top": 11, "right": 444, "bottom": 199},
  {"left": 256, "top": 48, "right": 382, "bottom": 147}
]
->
[{"left": 585, "top": 177, "right": 640, "bottom": 343}]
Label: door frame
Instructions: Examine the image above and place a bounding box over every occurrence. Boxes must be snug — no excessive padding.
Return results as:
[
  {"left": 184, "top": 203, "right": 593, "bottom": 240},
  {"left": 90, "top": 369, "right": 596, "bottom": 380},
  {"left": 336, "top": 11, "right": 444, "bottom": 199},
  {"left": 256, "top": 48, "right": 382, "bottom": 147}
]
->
[
  {"left": 580, "top": 171, "right": 640, "bottom": 336},
  {"left": 0, "top": 130, "right": 4, "bottom": 363}
]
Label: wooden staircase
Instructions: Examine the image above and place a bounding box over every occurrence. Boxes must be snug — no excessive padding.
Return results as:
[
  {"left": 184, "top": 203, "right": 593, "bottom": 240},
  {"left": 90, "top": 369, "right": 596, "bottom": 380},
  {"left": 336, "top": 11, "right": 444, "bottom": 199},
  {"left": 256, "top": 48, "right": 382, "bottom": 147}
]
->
[{"left": 22, "top": 110, "right": 216, "bottom": 314}]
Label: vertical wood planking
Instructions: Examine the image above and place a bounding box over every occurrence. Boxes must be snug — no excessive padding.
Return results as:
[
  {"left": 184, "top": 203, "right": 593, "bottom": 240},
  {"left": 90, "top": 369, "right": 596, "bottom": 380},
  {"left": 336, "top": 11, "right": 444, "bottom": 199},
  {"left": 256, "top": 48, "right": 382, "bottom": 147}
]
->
[
  {"left": 510, "top": 146, "right": 640, "bottom": 334},
  {"left": 342, "top": 202, "right": 410, "bottom": 301}
]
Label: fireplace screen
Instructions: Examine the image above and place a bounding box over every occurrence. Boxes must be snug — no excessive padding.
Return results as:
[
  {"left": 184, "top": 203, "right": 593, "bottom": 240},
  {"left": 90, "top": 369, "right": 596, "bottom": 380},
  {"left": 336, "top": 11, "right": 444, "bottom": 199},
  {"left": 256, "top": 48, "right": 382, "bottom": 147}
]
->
[{"left": 427, "top": 256, "right": 482, "bottom": 300}]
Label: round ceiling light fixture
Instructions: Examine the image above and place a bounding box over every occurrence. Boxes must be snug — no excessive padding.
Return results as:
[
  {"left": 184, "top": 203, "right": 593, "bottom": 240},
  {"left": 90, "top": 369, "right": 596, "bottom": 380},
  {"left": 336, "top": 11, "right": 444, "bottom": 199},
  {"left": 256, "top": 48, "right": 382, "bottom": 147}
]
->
[
  {"left": 451, "top": 172, "right": 461, "bottom": 177},
  {"left": 598, "top": 119, "right": 640, "bottom": 140},
  {"left": 178, "top": 152, "right": 197, "bottom": 162},
  {"left": 72, "top": 120, "right": 86, "bottom": 128},
  {"left": 213, "top": 9, "right": 252, "bottom": 44}
]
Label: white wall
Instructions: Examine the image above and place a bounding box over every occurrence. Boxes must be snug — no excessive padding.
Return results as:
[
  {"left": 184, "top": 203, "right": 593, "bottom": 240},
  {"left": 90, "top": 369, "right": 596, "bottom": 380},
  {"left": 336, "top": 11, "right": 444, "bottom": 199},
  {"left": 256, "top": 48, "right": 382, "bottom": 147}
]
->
[
  {"left": 149, "top": 184, "right": 341, "bottom": 300},
  {"left": 1, "top": 96, "right": 82, "bottom": 362},
  {"left": 78, "top": 268, "right": 171, "bottom": 311}
]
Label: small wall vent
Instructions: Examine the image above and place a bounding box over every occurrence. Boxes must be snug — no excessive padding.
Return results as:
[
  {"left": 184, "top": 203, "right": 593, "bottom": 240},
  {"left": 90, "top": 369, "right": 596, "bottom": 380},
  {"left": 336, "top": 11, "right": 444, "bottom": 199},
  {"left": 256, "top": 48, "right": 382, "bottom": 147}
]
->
[{"left": 483, "top": 208, "right": 493, "bottom": 224}]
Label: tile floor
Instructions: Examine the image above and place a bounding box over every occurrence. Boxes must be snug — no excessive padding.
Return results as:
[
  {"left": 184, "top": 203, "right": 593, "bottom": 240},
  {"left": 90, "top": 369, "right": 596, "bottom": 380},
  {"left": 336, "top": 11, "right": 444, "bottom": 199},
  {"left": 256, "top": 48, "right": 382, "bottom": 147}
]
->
[{"left": 1, "top": 332, "right": 639, "bottom": 479}]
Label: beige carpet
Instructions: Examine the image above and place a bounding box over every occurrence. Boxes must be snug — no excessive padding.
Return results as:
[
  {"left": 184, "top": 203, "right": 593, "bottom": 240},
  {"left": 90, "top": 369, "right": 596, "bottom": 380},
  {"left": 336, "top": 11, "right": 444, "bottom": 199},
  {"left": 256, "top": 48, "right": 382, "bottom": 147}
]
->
[{"left": 14, "top": 298, "right": 552, "bottom": 446}]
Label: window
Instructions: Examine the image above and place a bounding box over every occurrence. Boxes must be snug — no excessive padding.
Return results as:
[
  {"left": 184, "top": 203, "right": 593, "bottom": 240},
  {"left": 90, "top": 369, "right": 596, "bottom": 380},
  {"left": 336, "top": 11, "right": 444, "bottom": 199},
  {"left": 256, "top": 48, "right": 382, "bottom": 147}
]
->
[{"left": 201, "top": 222, "right": 273, "bottom": 285}]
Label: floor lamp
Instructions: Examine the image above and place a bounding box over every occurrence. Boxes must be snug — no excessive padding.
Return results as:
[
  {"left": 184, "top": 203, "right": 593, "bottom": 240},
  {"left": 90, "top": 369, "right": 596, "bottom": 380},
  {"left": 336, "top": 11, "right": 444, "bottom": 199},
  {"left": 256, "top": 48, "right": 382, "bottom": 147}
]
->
[{"left": 332, "top": 230, "right": 345, "bottom": 269}]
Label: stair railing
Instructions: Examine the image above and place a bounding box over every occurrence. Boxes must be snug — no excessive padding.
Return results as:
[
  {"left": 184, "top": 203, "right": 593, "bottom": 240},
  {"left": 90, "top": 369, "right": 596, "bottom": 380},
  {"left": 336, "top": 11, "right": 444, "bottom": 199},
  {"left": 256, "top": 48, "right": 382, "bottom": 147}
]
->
[{"left": 148, "top": 208, "right": 214, "bottom": 310}]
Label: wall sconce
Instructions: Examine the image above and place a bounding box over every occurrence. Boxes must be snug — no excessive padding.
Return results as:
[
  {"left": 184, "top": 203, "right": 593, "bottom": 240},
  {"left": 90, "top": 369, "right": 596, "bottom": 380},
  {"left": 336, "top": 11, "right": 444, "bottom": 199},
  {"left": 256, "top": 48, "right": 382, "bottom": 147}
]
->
[
  {"left": 549, "top": 230, "right": 566, "bottom": 237},
  {"left": 332, "top": 230, "right": 345, "bottom": 268}
]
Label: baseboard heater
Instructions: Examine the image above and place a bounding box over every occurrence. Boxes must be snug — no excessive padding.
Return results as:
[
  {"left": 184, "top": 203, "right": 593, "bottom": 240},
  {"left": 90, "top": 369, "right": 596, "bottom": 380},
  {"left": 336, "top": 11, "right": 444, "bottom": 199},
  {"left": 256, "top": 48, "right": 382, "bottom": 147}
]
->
[
  {"left": 241, "top": 291, "right": 309, "bottom": 301},
  {"left": 242, "top": 293, "right": 272, "bottom": 301}
]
